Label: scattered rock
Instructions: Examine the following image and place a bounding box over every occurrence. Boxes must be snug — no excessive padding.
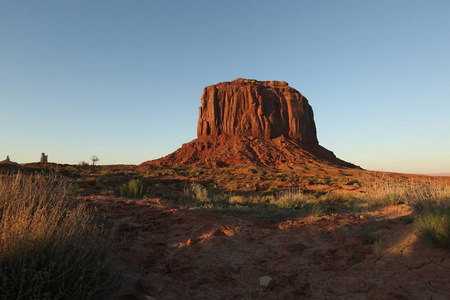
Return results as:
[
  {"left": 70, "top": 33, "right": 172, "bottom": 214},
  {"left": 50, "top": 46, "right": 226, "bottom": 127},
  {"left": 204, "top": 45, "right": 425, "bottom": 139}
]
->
[{"left": 259, "top": 275, "right": 274, "bottom": 288}]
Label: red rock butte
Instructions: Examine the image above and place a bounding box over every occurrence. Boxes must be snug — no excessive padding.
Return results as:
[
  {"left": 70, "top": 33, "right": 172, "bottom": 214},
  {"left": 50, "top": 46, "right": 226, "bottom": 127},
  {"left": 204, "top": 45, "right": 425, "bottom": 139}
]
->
[{"left": 142, "top": 78, "right": 359, "bottom": 168}]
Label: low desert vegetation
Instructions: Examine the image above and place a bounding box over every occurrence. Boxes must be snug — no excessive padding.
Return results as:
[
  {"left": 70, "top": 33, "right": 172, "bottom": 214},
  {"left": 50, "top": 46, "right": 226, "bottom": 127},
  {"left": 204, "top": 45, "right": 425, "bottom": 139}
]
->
[
  {"left": 184, "top": 180, "right": 450, "bottom": 210},
  {"left": 187, "top": 182, "right": 210, "bottom": 203},
  {"left": 365, "top": 179, "right": 450, "bottom": 248},
  {"left": 183, "top": 183, "right": 365, "bottom": 218},
  {"left": 184, "top": 180, "right": 450, "bottom": 245},
  {"left": 406, "top": 182, "right": 450, "bottom": 248},
  {"left": 414, "top": 208, "right": 450, "bottom": 248},
  {"left": 0, "top": 173, "right": 123, "bottom": 300},
  {"left": 120, "top": 179, "right": 148, "bottom": 198},
  {"left": 2, "top": 163, "right": 450, "bottom": 249}
]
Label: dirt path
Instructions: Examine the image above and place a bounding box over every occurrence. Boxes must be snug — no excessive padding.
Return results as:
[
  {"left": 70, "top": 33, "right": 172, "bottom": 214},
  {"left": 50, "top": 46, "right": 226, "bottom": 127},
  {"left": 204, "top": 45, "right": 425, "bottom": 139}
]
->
[{"left": 86, "top": 197, "right": 450, "bottom": 300}]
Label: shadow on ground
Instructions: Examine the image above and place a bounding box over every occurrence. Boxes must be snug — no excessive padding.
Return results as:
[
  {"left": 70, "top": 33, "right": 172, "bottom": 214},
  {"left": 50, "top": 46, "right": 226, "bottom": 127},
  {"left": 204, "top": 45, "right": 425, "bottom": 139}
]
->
[{"left": 85, "top": 197, "right": 450, "bottom": 300}]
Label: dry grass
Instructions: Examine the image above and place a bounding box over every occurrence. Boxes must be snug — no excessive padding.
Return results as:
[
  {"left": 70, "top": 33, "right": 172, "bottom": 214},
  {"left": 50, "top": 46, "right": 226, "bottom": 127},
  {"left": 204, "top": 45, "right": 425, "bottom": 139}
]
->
[
  {"left": 365, "top": 177, "right": 450, "bottom": 248},
  {"left": 365, "top": 178, "right": 450, "bottom": 210},
  {"left": 406, "top": 182, "right": 450, "bottom": 248},
  {"left": 4, "top": 163, "right": 450, "bottom": 250},
  {"left": 0, "top": 173, "right": 123, "bottom": 300},
  {"left": 414, "top": 208, "right": 450, "bottom": 248}
]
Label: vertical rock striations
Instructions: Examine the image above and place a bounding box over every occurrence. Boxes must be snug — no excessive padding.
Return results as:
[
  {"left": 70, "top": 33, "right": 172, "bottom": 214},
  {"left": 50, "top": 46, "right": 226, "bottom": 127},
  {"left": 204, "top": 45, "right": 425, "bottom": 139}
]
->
[
  {"left": 142, "top": 79, "right": 359, "bottom": 168},
  {"left": 197, "top": 78, "right": 318, "bottom": 144}
]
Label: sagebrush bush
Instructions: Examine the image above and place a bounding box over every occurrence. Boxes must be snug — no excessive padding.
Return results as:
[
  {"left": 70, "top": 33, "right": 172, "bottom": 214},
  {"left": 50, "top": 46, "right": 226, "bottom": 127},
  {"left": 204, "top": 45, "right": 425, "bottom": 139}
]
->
[
  {"left": 0, "top": 173, "right": 123, "bottom": 300},
  {"left": 120, "top": 179, "right": 147, "bottom": 198},
  {"left": 189, "top": 182, "right": 210, "bottom": 203}
]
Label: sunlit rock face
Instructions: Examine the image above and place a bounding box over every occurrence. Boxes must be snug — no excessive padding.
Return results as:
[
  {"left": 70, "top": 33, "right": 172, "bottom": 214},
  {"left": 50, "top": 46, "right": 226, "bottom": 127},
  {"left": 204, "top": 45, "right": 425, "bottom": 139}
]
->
[
  {"left": 197, "top": 78, "right": 318, "bottom": 144},
  {"left": 142, "top": 79, "right": 359, "bottom": 169}
]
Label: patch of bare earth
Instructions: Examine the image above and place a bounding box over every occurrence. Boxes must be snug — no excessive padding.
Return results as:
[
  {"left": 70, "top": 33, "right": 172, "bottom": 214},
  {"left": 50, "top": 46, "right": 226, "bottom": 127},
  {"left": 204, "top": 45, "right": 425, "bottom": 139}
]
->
[{"left": 86, "top": 197, "right": 450, "bottom": 300}]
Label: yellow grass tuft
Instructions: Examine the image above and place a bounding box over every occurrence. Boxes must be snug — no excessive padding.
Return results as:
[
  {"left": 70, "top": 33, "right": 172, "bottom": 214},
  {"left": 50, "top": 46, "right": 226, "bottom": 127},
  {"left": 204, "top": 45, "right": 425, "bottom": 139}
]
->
[{"left": 0, "top": 172, "right": 123, "bottom": 300}]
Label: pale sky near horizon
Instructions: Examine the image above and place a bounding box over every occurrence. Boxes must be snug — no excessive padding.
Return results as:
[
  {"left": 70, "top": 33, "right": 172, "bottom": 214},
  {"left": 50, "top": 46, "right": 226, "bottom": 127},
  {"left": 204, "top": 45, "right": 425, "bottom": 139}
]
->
[{"left": 1, "top": 1, "right": 449, "bottom": 173}]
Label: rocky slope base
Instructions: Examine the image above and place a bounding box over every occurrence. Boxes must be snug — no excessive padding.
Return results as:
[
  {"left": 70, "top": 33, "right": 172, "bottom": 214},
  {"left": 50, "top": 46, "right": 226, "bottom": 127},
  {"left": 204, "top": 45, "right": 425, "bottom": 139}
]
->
[{"left": 146, "top": 136, "right": 358, "bottom": 168}]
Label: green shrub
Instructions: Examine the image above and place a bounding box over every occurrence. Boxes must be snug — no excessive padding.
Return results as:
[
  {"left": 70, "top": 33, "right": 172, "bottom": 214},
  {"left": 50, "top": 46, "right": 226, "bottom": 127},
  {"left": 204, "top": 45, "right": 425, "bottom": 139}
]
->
[
  {"left": 0, "top": 173, "right": 123, "bottom": 300},
  {"left": 414, "top": 208, "right": 450, "bottom": 248},
  {"left": 120, "top": 179, "right": 147, "bottom": 198}
]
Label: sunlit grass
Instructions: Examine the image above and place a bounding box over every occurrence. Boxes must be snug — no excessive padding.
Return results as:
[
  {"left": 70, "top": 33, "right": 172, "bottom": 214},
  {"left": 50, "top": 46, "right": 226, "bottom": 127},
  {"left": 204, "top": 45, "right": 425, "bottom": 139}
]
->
[
  {"left": 414, "top": 208, "right": 450, "bottom": 248},
  {"left": 0, "top": 173, "right": 123, "bottom": 300}
]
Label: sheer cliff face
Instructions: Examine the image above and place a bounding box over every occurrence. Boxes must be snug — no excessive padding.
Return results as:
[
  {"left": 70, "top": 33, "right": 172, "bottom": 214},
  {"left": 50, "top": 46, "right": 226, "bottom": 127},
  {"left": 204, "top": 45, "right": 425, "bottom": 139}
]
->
[
  {"left": 142, "top": 78, "right": 359, "bottom": 168},
  {"left": 197, "top": 79, "right": 318, "bottom": 144}
]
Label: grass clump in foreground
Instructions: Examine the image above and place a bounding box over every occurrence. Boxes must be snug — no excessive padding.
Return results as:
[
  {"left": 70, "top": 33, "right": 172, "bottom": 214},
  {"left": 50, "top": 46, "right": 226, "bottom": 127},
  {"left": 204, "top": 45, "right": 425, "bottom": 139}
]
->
[
  {"left": 414, "top": 207, "right": 450, "bottom": 249},
  {"left": 369, "top": 179, "right": 450, "bottom": 249},
  {"left": 0, "top": 173, "right": 123, "bottom": 300},
  {"left": 366, "top": 179, "right": 450, "bottom": 248},
  {"left": 120, "top": 179, "right": 147, "bottom": 198}
]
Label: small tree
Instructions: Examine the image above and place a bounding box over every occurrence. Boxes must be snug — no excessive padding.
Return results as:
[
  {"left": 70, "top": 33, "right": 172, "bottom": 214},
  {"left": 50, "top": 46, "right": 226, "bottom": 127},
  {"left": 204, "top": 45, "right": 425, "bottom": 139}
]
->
[{"left": 91, "top": 155, "right": 99, "bottom": 166}]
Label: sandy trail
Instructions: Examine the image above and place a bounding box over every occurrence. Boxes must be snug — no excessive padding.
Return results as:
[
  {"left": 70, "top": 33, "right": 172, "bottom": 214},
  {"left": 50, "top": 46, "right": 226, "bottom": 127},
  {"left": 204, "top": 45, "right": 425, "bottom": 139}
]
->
[{"left": 86, "top": 197, "right": 450, "bottom": 300}]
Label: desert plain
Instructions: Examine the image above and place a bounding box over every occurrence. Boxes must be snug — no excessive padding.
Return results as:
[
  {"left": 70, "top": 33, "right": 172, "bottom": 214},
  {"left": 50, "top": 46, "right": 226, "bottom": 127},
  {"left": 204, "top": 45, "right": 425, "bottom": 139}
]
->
[{"left": 1, "top": 79, "right": 450, "bottom": 300}]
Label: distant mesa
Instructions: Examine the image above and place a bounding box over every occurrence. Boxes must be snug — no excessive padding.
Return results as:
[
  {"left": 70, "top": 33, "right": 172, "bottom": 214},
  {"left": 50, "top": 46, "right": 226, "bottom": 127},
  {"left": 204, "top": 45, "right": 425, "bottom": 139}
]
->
[
  {"left": 0, "top": 155, "right": 18, "bottom": 165},
  {"left": 142, "top": 78, "right": 359, "bottom": 168}
]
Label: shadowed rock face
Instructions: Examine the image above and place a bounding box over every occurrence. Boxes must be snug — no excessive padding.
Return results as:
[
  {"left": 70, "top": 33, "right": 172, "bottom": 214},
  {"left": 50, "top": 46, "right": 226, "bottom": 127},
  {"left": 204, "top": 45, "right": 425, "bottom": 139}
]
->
[
  {"left": 197, "top": 78, "right": 318, "bottom": 144},
  {"left": 142, "top": 79, "right": 359, "bottom": 168}
]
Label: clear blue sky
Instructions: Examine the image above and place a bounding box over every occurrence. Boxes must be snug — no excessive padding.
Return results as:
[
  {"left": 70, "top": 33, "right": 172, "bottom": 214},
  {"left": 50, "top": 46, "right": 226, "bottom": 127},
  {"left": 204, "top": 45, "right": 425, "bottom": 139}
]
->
[{"left": 1, "top": 1, "right": 449, "bottom": 173}]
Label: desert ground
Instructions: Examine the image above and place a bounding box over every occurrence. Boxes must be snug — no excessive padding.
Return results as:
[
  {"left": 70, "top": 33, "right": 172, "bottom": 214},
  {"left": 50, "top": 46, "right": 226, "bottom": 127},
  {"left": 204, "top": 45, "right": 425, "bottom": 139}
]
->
[
  {"left": 93, "top": 196, "right": 449, "bottom": 300},
  {"left": 3, "top": 162, "right": 449, "bottom": 299}
]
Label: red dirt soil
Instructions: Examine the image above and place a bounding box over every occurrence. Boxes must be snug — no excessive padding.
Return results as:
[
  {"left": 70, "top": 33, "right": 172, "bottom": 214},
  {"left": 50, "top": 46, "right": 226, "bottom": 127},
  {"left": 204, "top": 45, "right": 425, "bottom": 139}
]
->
[{"left": 86, "top": 197, "right": 450, "bottom": 300}]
